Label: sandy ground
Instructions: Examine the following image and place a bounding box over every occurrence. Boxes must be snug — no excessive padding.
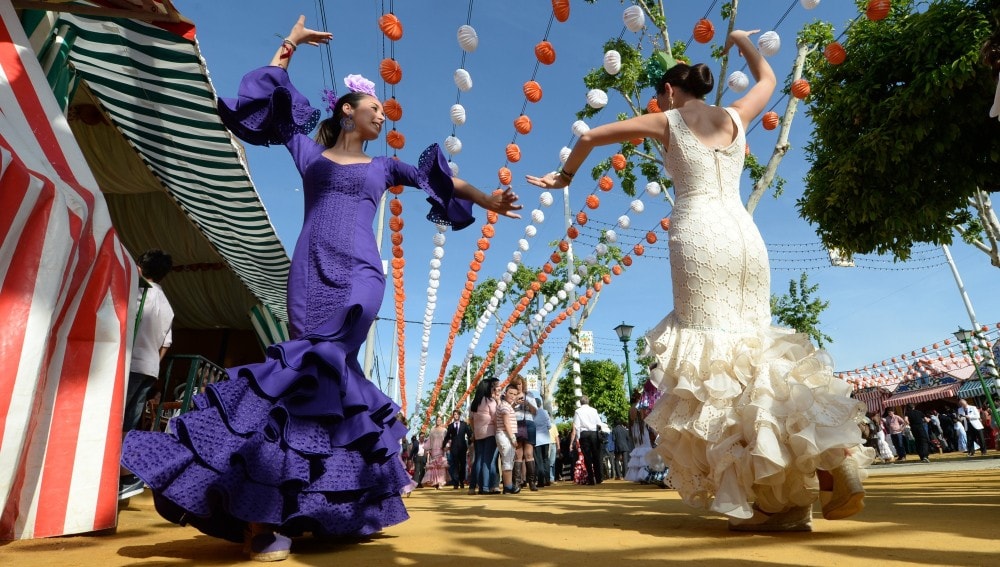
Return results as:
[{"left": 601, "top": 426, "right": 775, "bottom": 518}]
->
[{"left": 3, "top": 456, "right": 999, "bottom": 566}]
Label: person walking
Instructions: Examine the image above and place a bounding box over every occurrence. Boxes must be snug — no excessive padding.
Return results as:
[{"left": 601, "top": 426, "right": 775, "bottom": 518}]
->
[
  {"left": 469, "top": 379, "right": 500, "bottom": 494},
  {"left": 442, "top": 410, "right": 473, "bottom": 490},
  {"left": 528, "top": 29, "right": 871, "bottom": 531},
  {"left": 570, "top": 396, "right": 603, "bottom": 485},
  {"left": 611, "top": 420, "right": 633, "bottom": 480},
  {"left": 958, "top": 399, "right": 987, "bottom": 456},
  {"left": 886, "top": 408, "right": 908, "bottom": 461}
]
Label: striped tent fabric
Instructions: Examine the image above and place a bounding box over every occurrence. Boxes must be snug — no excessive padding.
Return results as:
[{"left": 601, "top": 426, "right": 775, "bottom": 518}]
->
[
  {"left": 53, "top": 9, "right": 290, "bottom": 322},
  {"left": 0, "top": 1, "right": 136, "bottom": 541},
  {"left": 249, "top": 302, "right": 290, "bottom": 351}
]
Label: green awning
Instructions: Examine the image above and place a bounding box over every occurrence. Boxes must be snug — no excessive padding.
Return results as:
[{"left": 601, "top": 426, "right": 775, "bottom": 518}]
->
[{"left": 957, "top": 378, "right": 998, "bottom": 400}]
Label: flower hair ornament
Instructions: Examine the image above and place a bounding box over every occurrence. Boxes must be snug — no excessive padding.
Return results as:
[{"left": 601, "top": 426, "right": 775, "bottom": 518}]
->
[{"left": 322, "top": 74, "right": 376, "bottom": 133}]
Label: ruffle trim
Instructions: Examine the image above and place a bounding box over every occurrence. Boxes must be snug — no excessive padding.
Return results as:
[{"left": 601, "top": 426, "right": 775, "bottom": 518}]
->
[
  {"left": 642, "top": 312, "right": 875, "bottom": 519},
  {"left": 416, "top": 144, "right": 475, "bottom": 231},
  {"left": 217, "top": 66, "right": 321, "bottom": 146}
]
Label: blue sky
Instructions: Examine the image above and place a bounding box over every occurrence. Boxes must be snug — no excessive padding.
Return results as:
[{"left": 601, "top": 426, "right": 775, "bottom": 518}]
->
[{"left": 177, "top": 0, "right": 1000, "bottom": 406}]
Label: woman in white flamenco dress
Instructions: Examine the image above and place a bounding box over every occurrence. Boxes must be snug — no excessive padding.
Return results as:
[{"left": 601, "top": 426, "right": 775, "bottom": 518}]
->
[
  {"left": 624, "top": 381, "right": 669, "bottom": 486},
  {"left": 529, "top": 30, "right": 873, "bottom": 531}
]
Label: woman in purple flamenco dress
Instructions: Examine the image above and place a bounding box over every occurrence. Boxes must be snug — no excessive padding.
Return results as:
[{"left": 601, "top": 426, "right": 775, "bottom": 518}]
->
[{"left": 121, "top": 16, "right": 521, "bottom": 562}]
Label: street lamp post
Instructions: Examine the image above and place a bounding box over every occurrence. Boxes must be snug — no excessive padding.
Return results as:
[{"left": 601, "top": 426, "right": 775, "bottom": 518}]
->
[
  {"left": 953, "top": 328, "right": 1000, "bottom": 428},
  {"left": 614, "top": 322, "right": 635, "bottom": 396}
]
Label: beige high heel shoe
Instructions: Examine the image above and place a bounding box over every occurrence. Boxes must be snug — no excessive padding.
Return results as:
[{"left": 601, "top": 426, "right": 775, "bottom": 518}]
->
[
  {"left": 728, "top": 504, "right": 813, "bottom": 532},
  {"left": 820, "top": 457, "right": 865, "bottom": 520}
]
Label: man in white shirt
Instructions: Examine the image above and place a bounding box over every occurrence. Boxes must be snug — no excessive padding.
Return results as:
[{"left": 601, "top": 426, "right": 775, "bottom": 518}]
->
[
  {"left": 958, "top": 399, "right": 987, "bottom": 456},
  {"left": 120, "top": 249, "right": 174, "bottom": 500},
  {"left": 571, "top": 395, "right": 603, "bottom": 485}
]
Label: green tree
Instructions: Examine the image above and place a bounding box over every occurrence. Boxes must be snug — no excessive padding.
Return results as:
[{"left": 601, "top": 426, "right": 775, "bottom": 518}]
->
[
  {"left": 799, "top": 0, "right": 1000, "bottom": 263},
  {"left": 770, "top": 272, "right": 832, "bottom": 348},
  {"left": 553, "top": 359, "right": 628, "bottom": 426}
]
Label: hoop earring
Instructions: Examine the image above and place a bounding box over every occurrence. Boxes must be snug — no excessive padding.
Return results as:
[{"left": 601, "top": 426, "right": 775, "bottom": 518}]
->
[
  {"left": 668, "top": 95, "right": 674, "bottom": 110},
  {"left": 340, "top": 114, "right": 356, "bottom": 132}
]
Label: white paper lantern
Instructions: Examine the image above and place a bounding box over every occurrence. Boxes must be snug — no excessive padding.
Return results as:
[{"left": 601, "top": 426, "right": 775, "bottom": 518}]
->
[
  {"left": 507, "top": 262, "right": 518, "bottom": 273},
  {"left": 437, "top": 224, "right": 447, "bottom": 233},
  {"left": 450, "top": 103, "right": 466, "bottom": 125},
  {"left": 448, "top": 161, "right": 459, "bottom": 177},
  {"left": 531, "top": 209, "right": 545, "bottom": 224},
  {"left": 603, "top": 50, "right": 622, "bottom": 75},
  {"left": 432, "top": 233, "right": 446, "bottom": 247},
  {"left": 586, "top": 89, "right": 608, "bottom": 109},
  {"left": 524, "top": 225, "right": 537, "bottom": 238},
  {"left": 570, "top": 274, "right": 582, "bottom": 285},
  {"left": 757, "top": 31, "right": 781, "bottom": 57},
  {"left": 444, "top": 135, "right": 462, "bottom": 155},
  {"left": 493, "top": 289, "right": 504, "bottom": 299},
  {"left": 557, "top": 290, "right": 567, "bottom": 300},
  {"left": 800, "top": 0, "right": 820, "bottom": 9},
  {"left": 501, "top": 272, "right": 512, "bottom": 283},
  {"left": 512, "top": 251, "right": 522, "bottom": 263},
  {"left": 497, "top": 280, "right": 508, "bottom": 291},
  {"left": 571, "top": 120, "right": 590, "bottom": 137},
  {"left": 430, "top": 258, "right": 441, "bottom": 269},
  {"left": 585, "top": 254, "right": 597, "bottom": 265},
  {"left": 630, "top": 199, "right": 645, "bottom": 213},
  {"left": 563, "top": 282, "right": 575, "bottom": 292},
  {"left": 623, "top": 5, "right": 645, "bottom": 32},
  {"left": 595, "top": 243, "right": 608, "bottom": 256},
  {"left": 489, "top": 297, "right": 499, "bottom": 308},
  {"left": 518, "top": 238, "right": 530, "bottom": 251},
  {"left": 454, "top": 68, "right": 473, "bottom": 92},
  {"left": 617, "top": 215, "right": 631, "bottom": 229},
  {"left": 429, "top": 279, "right": 440, "bottom": 289},
  {"left": 645, "top": 181, "right": 662, "bottom": 196},
  {"left": 604, "top": 229, "right": 617, "bottom": 243},
  {"left": 429, "top": 269, "right": 441, "bottom": 280},
  {"left": 727, "top": 71, "right": 749, "bottom": 93},
  {"left": 559, "top": 146, "right": 572, "bottom": 164},
  {"left": 533, "top": 314, "right": 543, "bottom": 323},
  {"left": 577, "top": 265, "right": 589, "bottom": 276},
  {"left": 427, "top": 287, "right": 436, "bottom": 297},
  {"left": 457, "top": 25, "right": 478, "bottom": 52},
  {"left": 433, "top": 246, "right": 445, "bottom": 259},
  {"left": 539, "top": 192, "right": 554, "bottom": 207}
]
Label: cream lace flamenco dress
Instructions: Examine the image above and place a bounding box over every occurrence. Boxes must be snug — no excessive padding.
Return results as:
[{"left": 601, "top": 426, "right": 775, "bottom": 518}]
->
[{"left": 643, "top": 107, "right": 874, "bottom": 520}]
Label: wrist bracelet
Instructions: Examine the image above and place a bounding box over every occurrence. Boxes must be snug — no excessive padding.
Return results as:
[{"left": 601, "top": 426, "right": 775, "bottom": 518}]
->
[
  {"left": 556, "top": 168, "right": 574, "bottom": 183},
  {"left": 282, "top": 39, "right": 297, "bottom": 51}
]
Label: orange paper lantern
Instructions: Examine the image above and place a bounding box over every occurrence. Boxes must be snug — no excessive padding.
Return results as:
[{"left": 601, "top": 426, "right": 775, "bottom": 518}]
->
[
  {"left": 762, "top": 111, "right": 780, "bottom": 130},
  {"left": 550, "top": 252, "right": 562, "bottom": 263},
  {"left": 389, "top": 199, "right": 403, "bottom": 215},
  {"left": 612, "top": 265, "right": 622, "bottom": 276},
  {"left": 630, "top": 137, "right": 645, "bottom": 146},
  {"left": 383, "top": 97, "right": 402, "bottom": 121},
  {"left": 576, "top": 211, "right": 588, "bottom": 225},
  {"left": 470, "top": 261, "right": 481, "bottom": 272},
  {"left": 602, "top": 274, "right": 612, "bottom": 284},
  {"left": 552, "top": 0, "right": 570, "bottom": 22},
  {"left": 474, "top": 250, "right": 485, "bottom": 263},
  {"left": 379, "top": 58, "right": 402, "bottom": 84},
  {"left": 523, "top": 81, "right": 543, "bottom": 103},
  {"left": 633, "top": 243, "right": 645, "bottom": 256},
  {"left": 866, "top": 0, "right": 890, "bottom": 21},
  {"left": 543, "top": 263, "right": 553, "bottom": 274},
  {"left": 378, "top": 13, "right": 403, "bottom": 41},
  {"left": 693, "top": 18, "right": 715, "bottom": 44},
  {"left": 389, "top": 216, "right": 404, "bottom": 231},
  {"left": 646, "top": 231, "right": 658, "bottom": 244},
  {"left": 535, "top": 41, "right": 556, "bottom": 65},
  {"left": 585, "top": 194, "right": 600, "bottom": 209},
  {"left": 824, "top": 42, "right": 846, "bottom": 65},
  {"left": 514, "top": 115, "right": 532, "bottom": 135},
  {"left": 647, "top": 97, "right": 661, "bottom": 113},
  {"left": 482, "top": 224, "right": 496, "bottom": 238},
  {"left": 386, "top": 129, "right": 405, "bottom": 149},
  {"left": 392, "top": 245, "right": 404, "bottom": 258},
  {"left": 391, "top": 232, "right": 403, "bottom": 246},
  {"left": 611, "top": 153, "right": 627, "bottom": 171},
  {"left": 567, "top": 226, "right": 579, "bottom": 239},
  {"left": 389, "top": 184, "right": 404, "bottom": 195},
  {"left": 791, "top": 79, "right": 810, "bottom": 99},
  {"left": 622, "top": 255, "right": 633, "bottom": 267},
  {"left": 498, "top": 166, "right": 512, "bottom": 185},
  {"left": 598, "top": 176, "right": 614, "bottom": 191},
  {"left": 558, "top": 240, "right": 570, "bottom": 252},
  {"left": 477, "top": 238, "right": 490, "bottom": 250},
  {"left": 660, "top": 217, "right": 671, "bottom": 231},
  {"left": 487, "top": 211, "right": 499, "bottom": 224},
  {"left": 465, "top": 281, "right": 475, "bottom": 291},
  {"left": 506, "top": 143, "right": 522, "bottom": 163},
  {"left": 391, "top": 258, "right": 405, "bottom": 269}
]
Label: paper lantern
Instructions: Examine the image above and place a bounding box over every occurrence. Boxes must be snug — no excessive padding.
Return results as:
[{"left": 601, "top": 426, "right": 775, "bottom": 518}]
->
[
  {"left": 727, "top": 71, "right": 749, "bottom": 93},
  {"left": 571, "top": 120, "right": 590, "bottom": 137},
  {"left": 567, "top": 226, "right": 579, "bottom": 239},
  {"left": 791, "top": 79, "right": 811, "bottom": 99},
  {"left": 535, "top": 41, "right": 556, "bottom": 65},
  {"left": 630, "top": 199, "right": 645, "bottom": 213},
  {"left": 448, "top": 160, "right": 459, "bottom": 177},
  {"left": 587, "top": 89, "right": 608, "bottom": 109},
  {"left": 383, "top": 97, "right": 402, "bottom": 121},
  {"left": 486, "top": 211, "right": 499, "bottom": 224},
  {"left": 514, "top": 114, "right": 532, "bottom": 134},
  {"left": 450, "top": 103, "right": 466, "bottom": 125},
  {"left": 611, "top": 153, "right": 627, "bottom": 171},
  {"left": 457, "top": 24, "right": 479, "bottom": 52},
  {"left": 595, "top": 243, "right": 608, "bottom": 256},
  {"left": 454, "top": 69, "right": 473, "bottom": 92},
  {"left": 603, "top": 50, "right": 621, "bottom": 75},
  {"left": 617, "top": 215, "right": 631, "bottom": 229},
  {"left": 559, "top": 240, "right": 570, "bottom": 252},
  {"left": 693, "top": 18, "right": 714, "bottom": 44},
  {"left": 622, "top": 255, "right": 632, "bottom": 267},
  {"left": 801, "top": 0, "right": 821, "bottom": 9},
  {"left": 598, "top": 176, "right": 613, "bottom": 191},
  {"left": 524, "top": 80, "right": 543, "bottom": 103},
  {"left": 633, "top": 243, "right": 645, "bottom": 255},
  {"left": 762, "top": 111, "right": 780, "bottom": 130},
  {"left": 389, "top": 216, "right": 404, "bottom": 231},
  {"left": 531, "top": 208, "right": 544, "bottom": 223},
  {"left": 602, "top": 274, "right": 612, "bottom": 284},
  {"left": 379, "top": 13, "right": 403, "bottom": 41},
  {"left": 482, "top": 224, "right": 495, "bottom": 238},
  {"left": 539, "top": 191, "right": 554, "bottom": 207},
  {"left": 660, "top": 217, "right": 671, "bottom": 231},
  {"left": 576, "top": 211, "right": 589, "bottom": 225},
  {"left": 389, "top": 184, "right": 404, "bottom": 195},
  {"left": 559, "top": 146, "right": 572, "bottom": 164},
  {"left": 646, "top": 231, "right": 658, "bottom": 244},
  {"left": 604, "top": 229, "right": 617, "bottom": 243},
  {"left": 498, "top": 166, "right": 512, "bottom": 185},
  {"left": 389, "top": 199, "right": 403, "bottom": 215},
  {"left": 477, "top": 238, "right": 490, "bottom": 250},
  {"left": 552, "top": 0, "right": 570, "bottom": 22},
  {"left": 647, "top": 97, "right": 661, "bottom": 113},
  {"left": 867, "top": 0, "right": 890, "bottom": 21},
  {"left": 623, "top": 5, "right": 645, "bottom": 32},
  {"left": 380, "top": 58, "right": 402, "bottom": 84},
  {"left": 646, "top": 181, "right": 662, "bottom": 196},
  {"left": 824, "top": 41, "right": 846, "bottom": 65},
  {"left": 524, "top": 225, "right": 537, "bottom": 238},
  {"left": 387, "top": 129, "right": 405, "bottom": 149},
  {"left": 757, "top": 31, "right": 781, "bottom": 57},
  {"left": 585, "top": 194, "right": 600, "bottom": 209},
  {"left": 444, "top": 135, "right": 462, "bottom": 155},
  {"left": 506, "top": 143, "right": 521, "bottom": 162},
  {"left": 612, "top": 265, "right": 622, "bottom": 276},
  {"left": 630, "top": 137, "right": 645, "bottom": 146}
]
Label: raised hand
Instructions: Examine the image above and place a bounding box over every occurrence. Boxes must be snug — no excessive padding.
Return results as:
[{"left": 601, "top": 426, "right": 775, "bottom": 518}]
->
[
  {"left": 486, "top": 187, "right": 523, "bottom": 219},
  {"left": 287, "top": 14, "right": 333, "bottom": 47},
  {"left": 723, "top": 29, "right": 760, "bottom": 57},
  {"left": 524, "top": 172, "right": 569, "bottom": 190}
]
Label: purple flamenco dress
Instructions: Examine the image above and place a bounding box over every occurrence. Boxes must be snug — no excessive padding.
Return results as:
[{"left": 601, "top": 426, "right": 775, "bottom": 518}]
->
[{"left": 121, "top": 66, "right": 474, "bottom": 543}]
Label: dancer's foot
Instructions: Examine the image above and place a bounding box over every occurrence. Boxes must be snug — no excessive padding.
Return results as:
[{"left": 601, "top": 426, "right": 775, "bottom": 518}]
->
[
  {"left": 818, "top": 458, "right": 865, "bottom": 521},
  {"left": 728, "top": 505, "right": 813, "bottom": 532},
  {"left": 247, "top": 531, "right": 291, "bottom": 562}
]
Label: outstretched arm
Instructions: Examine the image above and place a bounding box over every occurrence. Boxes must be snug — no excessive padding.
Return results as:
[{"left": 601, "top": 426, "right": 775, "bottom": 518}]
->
[
  {"left": 725, "top": 29, "right": 776, "bottom": 128},
  {"left": 271, "top": 15, "right": 333, "bottom": 70}
]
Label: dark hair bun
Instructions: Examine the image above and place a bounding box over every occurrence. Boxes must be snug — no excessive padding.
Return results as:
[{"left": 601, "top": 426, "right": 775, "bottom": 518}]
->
[{"left": 683, "top": 63, "right": 714, "bottom": 98}]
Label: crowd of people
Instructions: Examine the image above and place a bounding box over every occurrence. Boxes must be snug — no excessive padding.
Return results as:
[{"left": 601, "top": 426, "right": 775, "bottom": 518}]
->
[{"left": 864, "top": 399, "right": 996, "bottom": 464}]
